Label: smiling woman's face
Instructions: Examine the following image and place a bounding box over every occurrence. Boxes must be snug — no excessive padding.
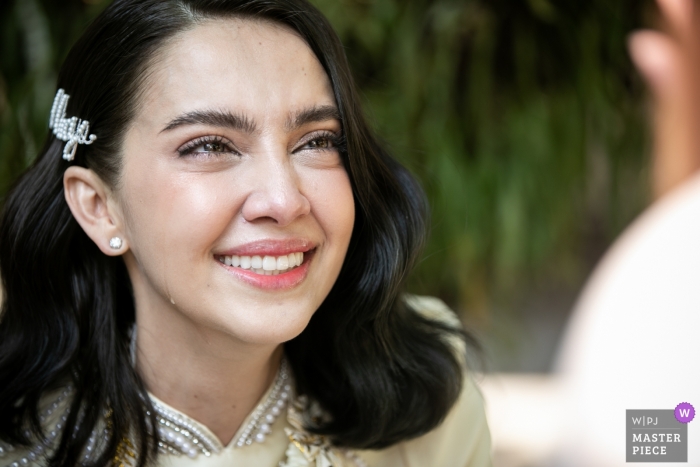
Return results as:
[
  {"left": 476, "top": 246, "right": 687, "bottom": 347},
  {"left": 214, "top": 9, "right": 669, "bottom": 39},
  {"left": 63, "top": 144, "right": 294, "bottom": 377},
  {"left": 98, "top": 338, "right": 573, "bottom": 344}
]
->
[{"left": 115, "top": 18, "right": 355, "bottom": 345}]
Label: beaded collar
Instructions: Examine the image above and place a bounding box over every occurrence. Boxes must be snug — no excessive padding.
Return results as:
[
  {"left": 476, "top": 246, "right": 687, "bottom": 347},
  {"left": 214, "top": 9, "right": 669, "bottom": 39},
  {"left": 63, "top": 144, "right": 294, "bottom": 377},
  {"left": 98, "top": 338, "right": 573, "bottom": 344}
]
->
[
  {"left": 128, "top": 325, "right": 291, "bottom": 456},
  {"left": 0, "top": 386, "right": 76, "bottom": 467},
  {"left": 0, "top": 357, "right": 366, "bottom": 467},
  {"left": 152, "top": 357, "right": 292, "bottom": 458},
  {"left": 0, "top": 359, "right": 291, "bottom": 466}
]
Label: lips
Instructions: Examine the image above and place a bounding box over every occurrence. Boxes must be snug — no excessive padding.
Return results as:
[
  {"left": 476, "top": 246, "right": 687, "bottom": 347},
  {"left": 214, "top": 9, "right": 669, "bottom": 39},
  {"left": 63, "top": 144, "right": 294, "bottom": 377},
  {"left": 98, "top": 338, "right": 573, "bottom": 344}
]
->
[
  {"left": 217, "top": 238, "right": 314, "bottom": 257},
  {"left": 215, "top": 239, "right": 316, "bottom": 289}
]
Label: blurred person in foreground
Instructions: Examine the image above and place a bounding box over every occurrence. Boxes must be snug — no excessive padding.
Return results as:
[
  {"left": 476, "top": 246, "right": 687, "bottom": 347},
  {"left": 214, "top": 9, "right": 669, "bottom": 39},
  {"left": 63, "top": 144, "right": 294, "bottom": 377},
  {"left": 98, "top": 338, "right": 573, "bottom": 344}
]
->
[{"left": 553, "top": 0, "right": 700, "bottom": 464}]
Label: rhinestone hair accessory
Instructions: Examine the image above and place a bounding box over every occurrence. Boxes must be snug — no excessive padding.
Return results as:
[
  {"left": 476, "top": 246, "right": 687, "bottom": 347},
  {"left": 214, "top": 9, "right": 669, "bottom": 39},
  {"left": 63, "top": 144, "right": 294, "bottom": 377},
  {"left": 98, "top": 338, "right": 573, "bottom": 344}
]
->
[{"left": 49, "top": 88, "right": 97, "bottom": 161}]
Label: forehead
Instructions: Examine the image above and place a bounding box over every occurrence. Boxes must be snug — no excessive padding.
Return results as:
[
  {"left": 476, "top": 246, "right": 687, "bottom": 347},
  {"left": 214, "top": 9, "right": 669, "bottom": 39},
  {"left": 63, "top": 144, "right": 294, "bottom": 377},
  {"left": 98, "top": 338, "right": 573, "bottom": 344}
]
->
[{"left": 135, "top": 18, "right": 335, "bottom": 128}]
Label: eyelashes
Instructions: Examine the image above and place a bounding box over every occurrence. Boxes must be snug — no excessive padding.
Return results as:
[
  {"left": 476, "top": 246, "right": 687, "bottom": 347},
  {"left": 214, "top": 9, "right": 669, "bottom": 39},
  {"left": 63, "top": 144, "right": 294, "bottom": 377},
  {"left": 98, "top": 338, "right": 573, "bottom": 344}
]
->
[
  {"left": 176, "top": 131, "right": 346, "bottom": 158},
  {"left": 177, "top": 135, "right": 238, "bottom": 157},
  {"left": 295, "top": 130, "right": 345, "bottom": 154}
]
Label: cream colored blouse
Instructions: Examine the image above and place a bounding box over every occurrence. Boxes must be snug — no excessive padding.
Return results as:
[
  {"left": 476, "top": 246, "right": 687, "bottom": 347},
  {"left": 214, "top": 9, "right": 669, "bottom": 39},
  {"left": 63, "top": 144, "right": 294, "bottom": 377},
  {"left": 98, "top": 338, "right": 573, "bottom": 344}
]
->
[{"left": 0, "top": 297, "right": 492, "bottom": 467}]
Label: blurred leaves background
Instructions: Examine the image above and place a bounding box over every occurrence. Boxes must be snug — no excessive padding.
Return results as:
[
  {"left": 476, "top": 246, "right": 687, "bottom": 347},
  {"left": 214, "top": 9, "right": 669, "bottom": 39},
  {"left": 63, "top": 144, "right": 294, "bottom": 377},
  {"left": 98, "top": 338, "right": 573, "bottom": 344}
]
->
[{"left": 0, "top": 0, "right": 653, "bottom": 370}]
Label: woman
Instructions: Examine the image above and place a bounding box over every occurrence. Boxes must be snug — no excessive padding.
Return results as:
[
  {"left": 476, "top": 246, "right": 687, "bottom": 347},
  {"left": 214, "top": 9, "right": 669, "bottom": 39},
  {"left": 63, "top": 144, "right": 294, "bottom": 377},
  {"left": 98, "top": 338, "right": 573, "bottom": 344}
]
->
[{"left": 0, "top": 1, "right": 491, "bottom": 466}]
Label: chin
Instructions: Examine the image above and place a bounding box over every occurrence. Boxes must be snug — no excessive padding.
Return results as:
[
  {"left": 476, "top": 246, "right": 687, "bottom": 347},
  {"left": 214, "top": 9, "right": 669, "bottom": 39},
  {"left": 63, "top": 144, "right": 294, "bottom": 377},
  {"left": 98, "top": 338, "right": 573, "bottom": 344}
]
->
[{"left": 220, "top": 310, "right": 314, "bottom": 346}]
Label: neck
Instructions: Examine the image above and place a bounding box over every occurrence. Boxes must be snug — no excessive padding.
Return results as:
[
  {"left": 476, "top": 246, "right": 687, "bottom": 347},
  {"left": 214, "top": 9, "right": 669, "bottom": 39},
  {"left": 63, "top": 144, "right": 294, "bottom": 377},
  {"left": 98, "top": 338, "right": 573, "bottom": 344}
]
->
[{"left": 135, "top": 312, "right": 282, "bottom": 446}]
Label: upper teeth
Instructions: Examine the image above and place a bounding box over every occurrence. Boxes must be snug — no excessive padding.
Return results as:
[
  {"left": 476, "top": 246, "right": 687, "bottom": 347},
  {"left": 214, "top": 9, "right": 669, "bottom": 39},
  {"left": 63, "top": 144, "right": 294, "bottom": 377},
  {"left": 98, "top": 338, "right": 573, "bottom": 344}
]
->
[{"left": 219, "top": 252, "right": 304, "bottom": 275}]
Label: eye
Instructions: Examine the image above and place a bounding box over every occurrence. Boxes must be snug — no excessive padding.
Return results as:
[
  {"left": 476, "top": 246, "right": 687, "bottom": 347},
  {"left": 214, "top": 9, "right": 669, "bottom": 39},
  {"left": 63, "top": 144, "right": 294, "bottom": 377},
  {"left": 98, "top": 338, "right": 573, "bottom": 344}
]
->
[
  {"left": 201, "top": 141, "right": 227, "bottom": 152},
  {"left": 297, "top": 131, "right": 343, "bottom": 152},
  {"left": 306, "top": 137, "right": 333, "bottom": 149},
  {"left": 177, "top": 136, "right": 239, "bottom": 157}
]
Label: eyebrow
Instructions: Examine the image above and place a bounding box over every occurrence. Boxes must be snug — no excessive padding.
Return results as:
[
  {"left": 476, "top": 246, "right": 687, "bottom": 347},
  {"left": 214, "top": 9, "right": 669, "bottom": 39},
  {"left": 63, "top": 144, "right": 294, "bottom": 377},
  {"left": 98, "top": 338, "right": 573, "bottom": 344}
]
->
[
  {"left": 286, "top": 105, "right": 341, "bottom": 131},
  {"left": 160, "top": 104, "right": 341, "bottom": 134},
  {"left": 161, "top": 110, "right": 257, "bottom": 134}
]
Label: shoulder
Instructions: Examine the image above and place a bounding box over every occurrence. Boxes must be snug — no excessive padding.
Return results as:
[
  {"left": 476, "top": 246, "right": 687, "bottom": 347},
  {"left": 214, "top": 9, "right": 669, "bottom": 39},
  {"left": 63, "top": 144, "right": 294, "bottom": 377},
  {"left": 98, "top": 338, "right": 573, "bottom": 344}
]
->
[
  {"left": 0, "top": 385, "right": 111, "bottom": 467},
  {"left": 355, "top": 295, "right": 492, "bottom": 467},
  {"left": 0, "top": 386, "right": 74, "bottom": 467},
  {"left": 403, "top": 294, "right": 469, "bottom": 366},
  {"left": 358, "top": 374, "right": 492, "bottom": 467},
  {"left": 403, "top": 294, "right": 461, "bottom": 328}
]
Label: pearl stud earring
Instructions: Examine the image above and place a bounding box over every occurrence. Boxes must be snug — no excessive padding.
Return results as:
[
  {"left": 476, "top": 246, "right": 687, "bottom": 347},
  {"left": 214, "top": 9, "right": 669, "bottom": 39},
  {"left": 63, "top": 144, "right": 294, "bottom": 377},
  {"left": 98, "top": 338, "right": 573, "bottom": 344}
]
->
[{"left": 109, "top": 237, "right": 123, "bottom": 249}]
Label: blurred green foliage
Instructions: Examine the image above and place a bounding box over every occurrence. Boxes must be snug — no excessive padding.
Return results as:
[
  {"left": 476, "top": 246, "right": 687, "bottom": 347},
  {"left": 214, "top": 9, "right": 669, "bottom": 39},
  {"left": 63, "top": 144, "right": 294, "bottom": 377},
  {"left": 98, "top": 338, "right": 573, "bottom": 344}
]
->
[
  {"left": 313, "top": 0, "right": 651, "bottom": 320},
  {"left": 0, "top": 0, "right": 651, "bottom": 320}
]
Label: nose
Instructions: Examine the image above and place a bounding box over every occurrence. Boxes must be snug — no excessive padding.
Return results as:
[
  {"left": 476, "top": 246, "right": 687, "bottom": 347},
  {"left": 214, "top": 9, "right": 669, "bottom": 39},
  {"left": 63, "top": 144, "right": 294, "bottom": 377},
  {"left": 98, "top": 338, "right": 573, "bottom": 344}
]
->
[{"left": 240, "top": 158, "right": 311, "bottom": 226}]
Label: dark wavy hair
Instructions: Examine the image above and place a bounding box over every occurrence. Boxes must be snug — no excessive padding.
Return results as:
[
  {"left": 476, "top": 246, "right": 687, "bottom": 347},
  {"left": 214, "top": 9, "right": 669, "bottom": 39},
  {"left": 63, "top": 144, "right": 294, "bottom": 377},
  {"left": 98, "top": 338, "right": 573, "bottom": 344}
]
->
[{"left": 0, "top": 1, "right": 472, "bottom": 466}]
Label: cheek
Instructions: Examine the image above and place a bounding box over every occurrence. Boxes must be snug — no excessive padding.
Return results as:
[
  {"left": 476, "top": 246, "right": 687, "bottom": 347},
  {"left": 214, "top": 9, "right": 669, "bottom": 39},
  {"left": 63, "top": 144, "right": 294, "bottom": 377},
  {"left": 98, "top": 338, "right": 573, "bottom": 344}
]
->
[
  {"left": 304, "top": 168, "right": 355, "bottom": 244},
  {"left": 121, "top": 168, "right": 236, "bottom": 264}
]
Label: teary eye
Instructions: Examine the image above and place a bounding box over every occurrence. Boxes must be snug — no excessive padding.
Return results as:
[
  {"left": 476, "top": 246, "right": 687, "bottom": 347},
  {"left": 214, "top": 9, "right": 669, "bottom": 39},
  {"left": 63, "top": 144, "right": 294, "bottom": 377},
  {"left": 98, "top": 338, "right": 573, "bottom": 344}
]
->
[
  {"left": 298, "top": 131, "right": 343, "bottom": 152},
  {"left": 177, "top": 135, "right": 238, "bottom": 157},
  {"left": 201, "top": 141, "right": 226, "bottom": 152},
  {"left": 306, "top": 137, "right": 332, "bottom": 149}
]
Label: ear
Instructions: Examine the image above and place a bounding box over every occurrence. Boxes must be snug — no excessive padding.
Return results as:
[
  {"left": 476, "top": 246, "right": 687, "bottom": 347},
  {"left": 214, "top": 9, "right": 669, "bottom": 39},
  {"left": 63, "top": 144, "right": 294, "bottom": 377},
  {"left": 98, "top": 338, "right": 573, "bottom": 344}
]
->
[{"left": 64, "top": 166, "right": 128, "bottom": 256}]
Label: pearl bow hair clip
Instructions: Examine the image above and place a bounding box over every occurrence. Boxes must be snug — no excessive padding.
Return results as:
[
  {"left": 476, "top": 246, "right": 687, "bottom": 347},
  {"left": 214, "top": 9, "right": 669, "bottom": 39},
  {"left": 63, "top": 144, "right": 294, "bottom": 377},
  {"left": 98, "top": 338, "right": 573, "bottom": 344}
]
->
[{"left": 49, "top": 88, "right": 97, "bottom": 161}]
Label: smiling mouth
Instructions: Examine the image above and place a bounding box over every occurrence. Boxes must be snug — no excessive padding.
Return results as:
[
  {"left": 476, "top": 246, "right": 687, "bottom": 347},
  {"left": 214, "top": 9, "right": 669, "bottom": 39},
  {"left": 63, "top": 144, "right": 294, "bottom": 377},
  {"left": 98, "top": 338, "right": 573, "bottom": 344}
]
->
[{"left": 216, "top": 252, "right": 305, "bottom": 275}]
